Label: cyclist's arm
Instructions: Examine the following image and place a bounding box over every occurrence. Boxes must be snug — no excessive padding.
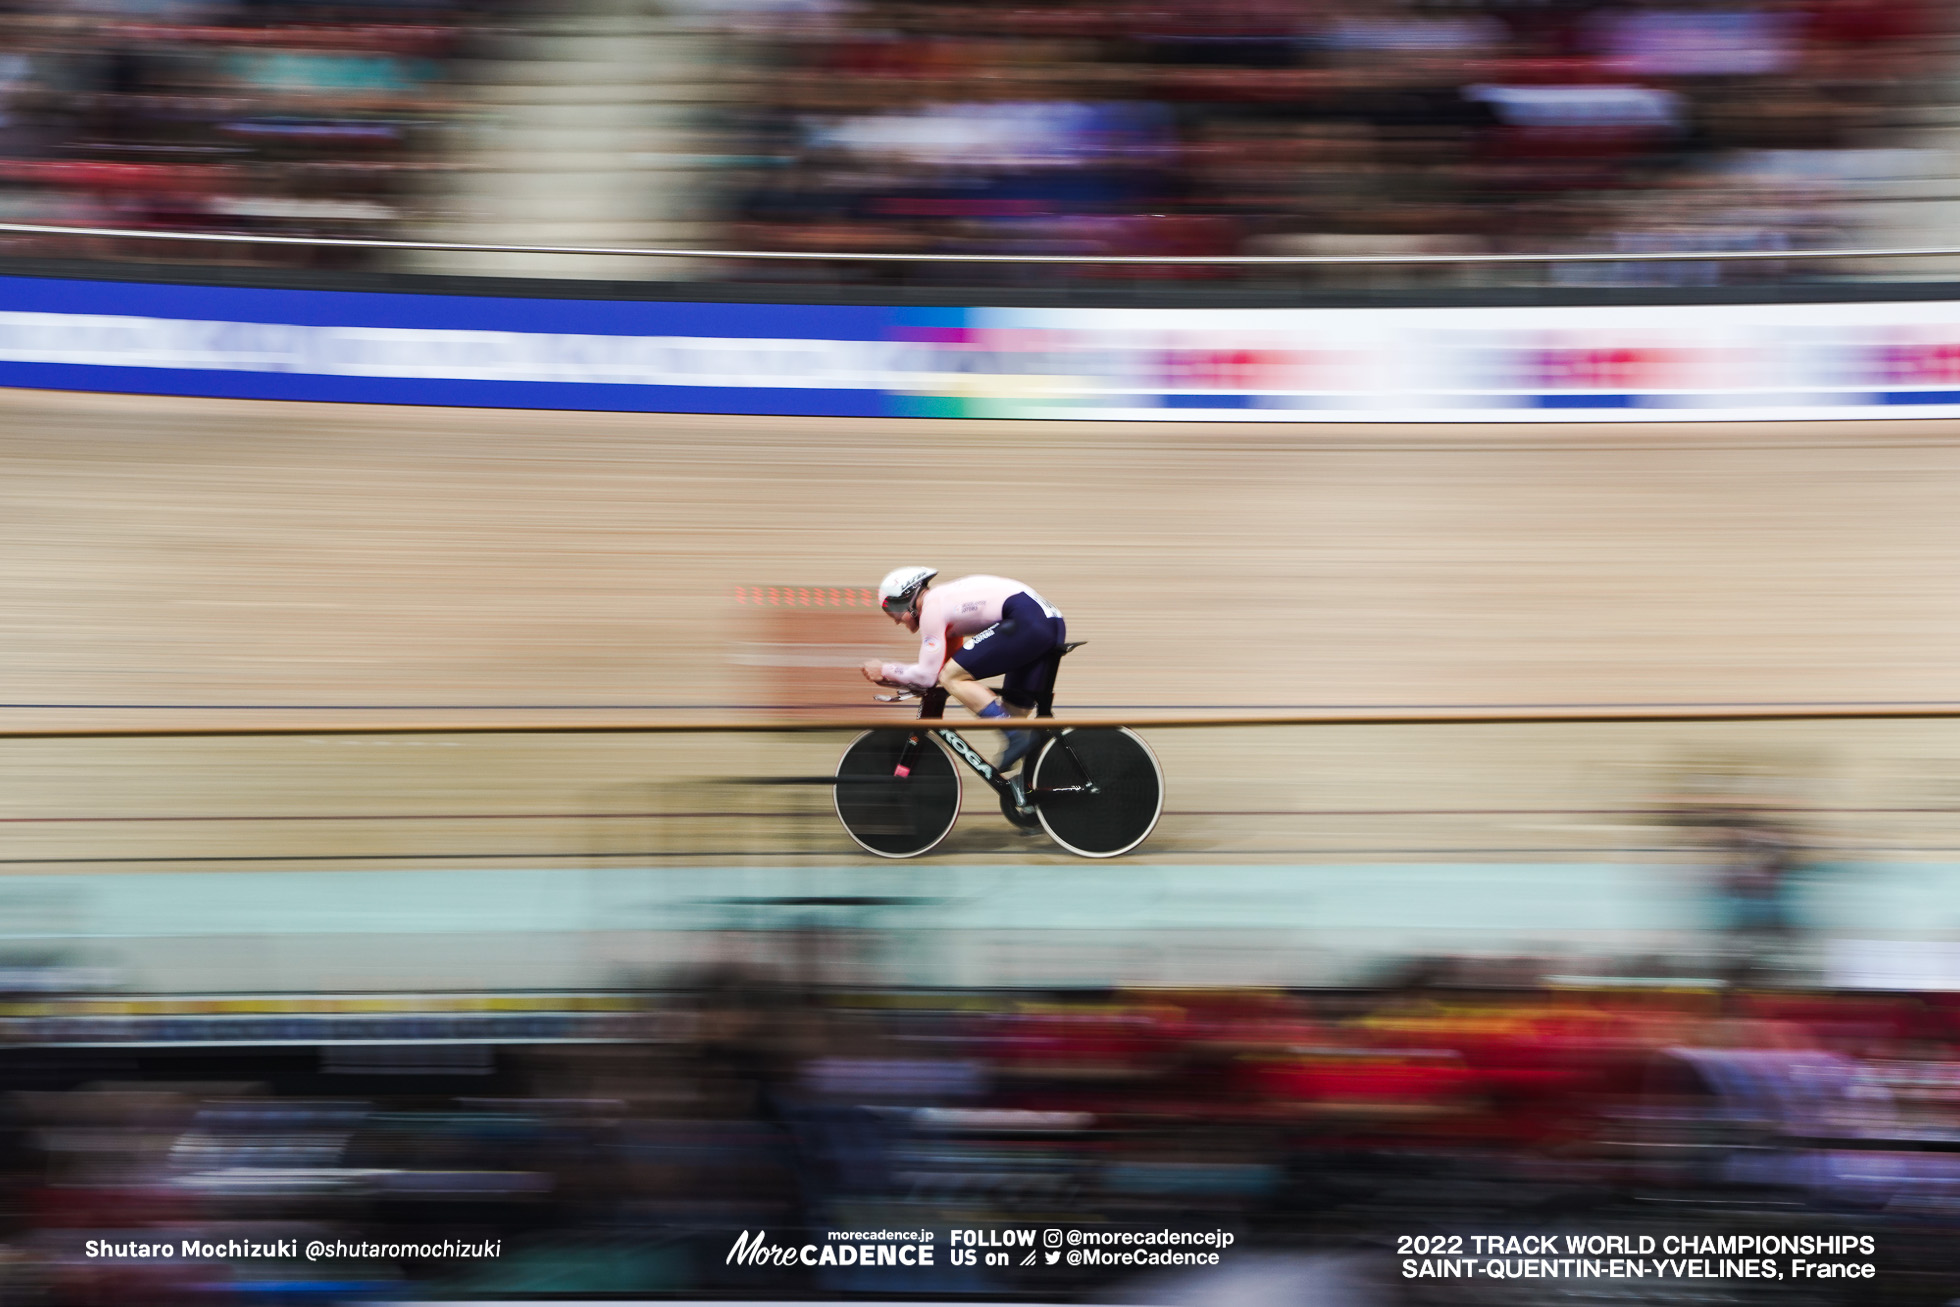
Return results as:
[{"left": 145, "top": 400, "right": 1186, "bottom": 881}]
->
[{"left": 880, "top": 613, "right": 948, "bottom": 691}]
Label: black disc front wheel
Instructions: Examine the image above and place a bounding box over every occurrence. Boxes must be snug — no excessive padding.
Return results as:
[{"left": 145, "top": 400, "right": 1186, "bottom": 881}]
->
[
  {"left": 1030, "top": 727, "right": 1163, "bottom": 858},
  {"left": 835, "top": 729, "right": 961, "bottom": 858}
]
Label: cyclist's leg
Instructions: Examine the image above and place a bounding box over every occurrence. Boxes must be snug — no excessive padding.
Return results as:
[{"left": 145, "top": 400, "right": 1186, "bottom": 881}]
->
[
  {"left": 999, "top": 630, "right": 1063, "bottom": 715},
  {"left": 938, "top": 659, "right": 1027, "bottom": 719},
  {"left": 941, "top": 593, "right": 1054, "bottom": 717},
  {"left": 994, "top": 617, "right": 1064, "bottom": 770},
  {"left": 944, "top": 599, "right": 1063, "bottom": 769}
]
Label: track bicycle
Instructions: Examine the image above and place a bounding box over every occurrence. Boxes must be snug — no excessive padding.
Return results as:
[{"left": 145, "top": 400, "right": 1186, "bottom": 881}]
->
[{"left": 832, "top": 643, "right": 1163, "bottom": 859}]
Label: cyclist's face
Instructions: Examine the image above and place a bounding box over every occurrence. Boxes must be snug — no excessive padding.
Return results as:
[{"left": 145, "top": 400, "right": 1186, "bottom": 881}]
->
[{"left": 895, "top": 607, "right": 920, "bottom": 633}]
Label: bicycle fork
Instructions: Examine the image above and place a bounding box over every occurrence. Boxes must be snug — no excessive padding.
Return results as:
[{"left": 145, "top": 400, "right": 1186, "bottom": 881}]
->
[{"left": 891, "top": 687, "right": 951, "bottom": 780}]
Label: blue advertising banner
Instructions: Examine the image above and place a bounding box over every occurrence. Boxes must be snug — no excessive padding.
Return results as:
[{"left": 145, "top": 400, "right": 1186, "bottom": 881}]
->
[{"left": 7, "top": 275, "right": 1960, "bottom": 420}]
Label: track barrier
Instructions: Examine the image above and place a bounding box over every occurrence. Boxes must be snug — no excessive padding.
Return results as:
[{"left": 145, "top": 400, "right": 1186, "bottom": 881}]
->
[{"left": 2, "top": 704, "right": 1959, "bottom": 989}]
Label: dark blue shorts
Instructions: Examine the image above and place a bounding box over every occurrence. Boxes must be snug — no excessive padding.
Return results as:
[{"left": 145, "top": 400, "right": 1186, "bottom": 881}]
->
[{"left": 950, "top": 591, "right": 1067, "bottom": 708}]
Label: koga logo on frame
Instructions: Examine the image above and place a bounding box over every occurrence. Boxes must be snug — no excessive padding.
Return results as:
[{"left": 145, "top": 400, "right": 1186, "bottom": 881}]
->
[
  {"left": 726, "top": 1231, "right": 935, "bottom": 1269},
  {"left": 937, "top": 730, "right": 993, "bottom": 776}
]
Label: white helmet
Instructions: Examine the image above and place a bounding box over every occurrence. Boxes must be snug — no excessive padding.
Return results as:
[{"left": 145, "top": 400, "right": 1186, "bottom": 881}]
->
[{"left": 877, "top": 566, "right": 937, "bottom": 615}]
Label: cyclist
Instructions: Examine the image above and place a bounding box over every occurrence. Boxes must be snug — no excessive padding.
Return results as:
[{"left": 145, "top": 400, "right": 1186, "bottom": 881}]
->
[{"left": 861, "top": 566, "right": 1065, "bottom": 771}]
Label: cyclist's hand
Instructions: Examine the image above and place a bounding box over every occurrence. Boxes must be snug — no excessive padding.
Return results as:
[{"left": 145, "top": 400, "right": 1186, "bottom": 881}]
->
[{"left": 861, "top": 659, "right": 890, "bottom": 685}]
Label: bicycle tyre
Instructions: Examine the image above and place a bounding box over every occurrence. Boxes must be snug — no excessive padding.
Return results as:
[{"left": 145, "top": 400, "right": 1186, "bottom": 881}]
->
[
  {"left": 834, "top": 729, "right": 961, "bottom": 858},
  {"left": 1030, "top": 727, "right": 1163, "bottom": 858}
]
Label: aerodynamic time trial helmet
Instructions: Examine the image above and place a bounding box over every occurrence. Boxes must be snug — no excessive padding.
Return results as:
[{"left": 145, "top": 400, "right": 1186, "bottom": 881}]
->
[{"left": 878, "top": 566, "right": 938, "bottom": 616}]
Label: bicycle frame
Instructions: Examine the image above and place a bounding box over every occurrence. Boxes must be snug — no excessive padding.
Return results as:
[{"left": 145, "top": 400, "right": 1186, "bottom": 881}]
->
[{"left": 888, "top": 687, "right": 1099, "bottom": 810}]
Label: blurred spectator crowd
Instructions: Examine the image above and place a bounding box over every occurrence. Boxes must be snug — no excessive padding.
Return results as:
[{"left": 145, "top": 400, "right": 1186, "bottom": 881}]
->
[
  {"left": 0, "top": 0, "right": 1951, "bottom": 281},
  {"left": 0, "top": 0, "right": 494, "bottom": 267},
  {"left": 718, "top": 0, "right": 1955, "bottom": 282},
  {"left": 4, "top": 971, "right": 1960, "bottom": 1303}
]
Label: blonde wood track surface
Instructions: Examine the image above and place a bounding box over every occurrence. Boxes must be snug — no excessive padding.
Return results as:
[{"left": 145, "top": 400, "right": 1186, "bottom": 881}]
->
[{"left": 7, "top": 389, "right": 1960, "bottom": 872}]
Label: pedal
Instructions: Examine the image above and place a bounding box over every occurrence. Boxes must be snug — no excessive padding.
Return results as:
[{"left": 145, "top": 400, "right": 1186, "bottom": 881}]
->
[{"left": 1010, "top": 776, "right": 1035, "bottom": 815}]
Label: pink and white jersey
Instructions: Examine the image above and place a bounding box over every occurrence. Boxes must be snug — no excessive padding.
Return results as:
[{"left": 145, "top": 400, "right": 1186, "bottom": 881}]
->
[{"left": 880, "top": 575, "right": 1060, "bottom": 691}]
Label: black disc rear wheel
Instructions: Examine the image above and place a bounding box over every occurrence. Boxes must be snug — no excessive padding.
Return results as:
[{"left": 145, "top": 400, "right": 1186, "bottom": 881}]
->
[
  {"left": 1030, "top": 727, "right": 1163, "bottom": 858},
  {"left": 835, "top": 729, "right": 961, "bottom": 858}
]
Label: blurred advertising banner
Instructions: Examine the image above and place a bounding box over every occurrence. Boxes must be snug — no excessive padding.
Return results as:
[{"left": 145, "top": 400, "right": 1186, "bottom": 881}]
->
[{"left": 9, "top": 276, "right": 1960, "bottom": 420}]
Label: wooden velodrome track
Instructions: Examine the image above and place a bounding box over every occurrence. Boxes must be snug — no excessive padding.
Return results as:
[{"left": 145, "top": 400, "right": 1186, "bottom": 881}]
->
[{"left": 7, "top": 385, "right": 1960, "bottom": 870}]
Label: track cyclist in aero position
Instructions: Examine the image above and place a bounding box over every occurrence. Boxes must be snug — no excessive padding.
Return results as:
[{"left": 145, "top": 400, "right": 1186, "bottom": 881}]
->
[{"left": 861, "top": 567, "right": 1066, "bottom": 772}]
